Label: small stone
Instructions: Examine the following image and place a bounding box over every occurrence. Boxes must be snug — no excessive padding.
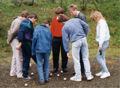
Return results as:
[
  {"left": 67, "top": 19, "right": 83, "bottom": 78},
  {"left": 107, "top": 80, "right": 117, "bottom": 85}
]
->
[
  {"left": 63, "top": 77, "right": 67, "bottom": 80},
  {"left": 31, "top": 72, "right": 34, "bottom": 75},
  {"left": 50, "top": 73, "right": 53, "bottom": 76},
  {"left": 61, "top": 70, "right": 63, "bottom": 73},
  {"left": 57, "top": 74, "right": 60, "bottom": 77},
  {"left": 24, "top": 83, "right": 28, "bottom": 87}
]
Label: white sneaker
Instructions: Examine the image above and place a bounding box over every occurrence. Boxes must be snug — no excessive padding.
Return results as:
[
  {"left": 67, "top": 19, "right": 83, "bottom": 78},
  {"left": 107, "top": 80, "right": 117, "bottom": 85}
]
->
[
  {"left": 95, "top": 72, "right": 103, "bottom": 76},
  {"left": 24, "top": 76, "right": 32, "bottom": 80},
  {"left": 17, "top": 74, "right": 23, "bottom": 78},
  {"left": 10, "top": 74, "right": 16, "bottom": 77},
  {"left": 10, "top": 73, "right": 16, "bottom": 77},
  {"left": 100, "top": 72, "right": 110, "bottom": 79},
  {"left": 70, "top": 76, "right": 82, "bottom": 82},
  {"left": 87, "top": 75, "right": 94, "bottom": 81},
  {"left": 29, "top": 63, "right": 32, "bottom": 67},
  {"left": 17, "top": 75, "right": 23, "bottom": 79}
]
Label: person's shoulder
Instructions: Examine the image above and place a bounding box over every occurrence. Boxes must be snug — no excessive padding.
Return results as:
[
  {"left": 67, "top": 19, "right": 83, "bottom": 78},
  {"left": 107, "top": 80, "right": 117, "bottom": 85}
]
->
[
  {"left": 12, "top": 16, "right": 21, "bottom": 23},
  {"left": 21, "top": 19, "right": 32, "bottom": 27},
  {"left": 99, "top": 19, "right": 106, "bottom": 25},
  {"left": 79, "top": 12, "right": 85, "bottom": 16},
  {"left": 22, "top": 19, "right": 29, "bottom": 23},
  {"left": 70, "top": 18, "right": 80, "bottom": 22},
  {"left": 52, "top": 16, "right": 57, "bottom": 20},
  {"left": 35, "top": 25, "right": 47, "bottom": 30},
  {"left": 35, "top": 25, "right": 41, "bottom": 28},
  {"left": 35, "top": 25, "right": 42, "bottom": 30}
]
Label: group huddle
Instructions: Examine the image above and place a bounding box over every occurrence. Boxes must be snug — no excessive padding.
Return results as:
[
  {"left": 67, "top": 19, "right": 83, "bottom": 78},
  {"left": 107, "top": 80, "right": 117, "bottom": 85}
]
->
[{"left": 7, "top": 4, "right": 111, "bottom": 85}]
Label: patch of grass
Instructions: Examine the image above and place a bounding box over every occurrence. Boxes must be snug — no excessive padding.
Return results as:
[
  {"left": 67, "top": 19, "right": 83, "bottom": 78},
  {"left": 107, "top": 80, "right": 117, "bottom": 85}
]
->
[
  {"left": 0, "top": 0, "right": 120, "bottom": 55},
  {"left": 0, "top": 53, "right": 7, "bottom": 58},
  {"left": 89, "top": 48, "right": 120, "bottom": 59}
]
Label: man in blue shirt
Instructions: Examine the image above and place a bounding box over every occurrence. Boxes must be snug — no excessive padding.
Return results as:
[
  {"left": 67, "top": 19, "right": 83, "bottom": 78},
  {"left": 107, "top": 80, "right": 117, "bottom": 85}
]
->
[
  {"left": 32, "top": 20, "right": 52, "bottom": 84},
  {"left": 58, "top": 14, "right": 94, "bottom": 82}
]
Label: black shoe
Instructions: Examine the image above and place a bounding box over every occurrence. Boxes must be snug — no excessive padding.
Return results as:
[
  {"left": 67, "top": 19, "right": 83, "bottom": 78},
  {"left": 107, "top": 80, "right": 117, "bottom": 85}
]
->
[
  {"left": 45, "top": 80, "right": 49, "bottom": 83},
  {"left": 63, "top": 68, "right": 68, "bottom": 73},
  {"left": 52, "top": 68, "right": 58, "bottom": 73}
]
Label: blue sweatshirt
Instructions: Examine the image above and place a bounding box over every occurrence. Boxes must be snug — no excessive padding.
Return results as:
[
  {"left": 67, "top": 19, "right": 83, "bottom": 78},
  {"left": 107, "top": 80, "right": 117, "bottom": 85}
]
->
[
  {"left": 32, "top": 25, "right": 52, "bottom": 55},
  {"left": 18, "top": 19, "right": 34, "bottom": 42},
  {"left": 62, "top": 18, "right": 89, "bottom": 53}
]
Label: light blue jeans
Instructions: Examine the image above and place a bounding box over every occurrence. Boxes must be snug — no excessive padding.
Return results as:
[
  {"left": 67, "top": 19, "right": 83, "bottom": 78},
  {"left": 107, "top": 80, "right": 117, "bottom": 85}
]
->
[
  {"left": 97, "top": 41, "right": 109, "bottom": 73},
  {"left": 72, "top": 37, "right": 92, "bottom": 78},
  {"left": 36, "top": 53, "right": 50, "bottom": 83}
]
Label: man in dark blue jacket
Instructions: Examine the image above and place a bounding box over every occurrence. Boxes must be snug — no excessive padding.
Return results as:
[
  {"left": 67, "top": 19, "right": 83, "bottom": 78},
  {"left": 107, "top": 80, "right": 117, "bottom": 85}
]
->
[{"left": 17, "top": 14, "right": 37, "bottom": 79}]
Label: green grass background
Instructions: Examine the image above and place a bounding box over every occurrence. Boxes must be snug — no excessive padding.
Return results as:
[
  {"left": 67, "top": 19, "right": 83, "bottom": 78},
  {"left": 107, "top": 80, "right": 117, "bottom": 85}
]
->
[{"left": 0, "top": 0, "right": 120, "bottom": 59}]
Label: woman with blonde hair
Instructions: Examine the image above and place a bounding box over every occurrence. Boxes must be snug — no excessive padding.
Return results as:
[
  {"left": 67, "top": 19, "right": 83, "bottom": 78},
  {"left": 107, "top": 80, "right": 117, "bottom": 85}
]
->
[{"left": 90, "top": 11, "right": 110, "bottom": 79}]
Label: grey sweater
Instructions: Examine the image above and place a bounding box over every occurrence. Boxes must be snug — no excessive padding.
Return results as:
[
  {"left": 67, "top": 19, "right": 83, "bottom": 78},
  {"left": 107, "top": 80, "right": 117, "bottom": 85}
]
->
[{"left": 62, "top": 18, "right": 89, "bottom": 53}]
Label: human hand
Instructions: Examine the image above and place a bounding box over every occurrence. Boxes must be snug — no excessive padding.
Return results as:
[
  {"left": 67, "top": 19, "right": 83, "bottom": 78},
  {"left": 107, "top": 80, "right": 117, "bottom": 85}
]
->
[
  {"left": 67, "top": 53, "right": 71, "bottom": 59},
  {"left": 6, "top": 40, "right": 10, "bottom": 44},
  {"left": 16, "top": 42, "right": 22, "bottom": 50},
  {"left": 16, "top": 45, "right": 21, "bottom": 50},
  {"left": 98, "top": 47, "right": 102, "bottom": 55},
  {"left": 98, "top": 47, "right": 102, "bottom": 50}
]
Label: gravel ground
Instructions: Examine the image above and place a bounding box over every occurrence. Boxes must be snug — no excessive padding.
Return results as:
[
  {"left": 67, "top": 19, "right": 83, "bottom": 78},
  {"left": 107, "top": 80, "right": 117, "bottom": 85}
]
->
[{"left": 0, "top": 57, "right": 120, "bottom": 88}]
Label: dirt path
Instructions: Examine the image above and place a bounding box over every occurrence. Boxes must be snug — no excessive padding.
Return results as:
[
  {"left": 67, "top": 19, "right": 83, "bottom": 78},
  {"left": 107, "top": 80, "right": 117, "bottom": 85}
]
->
[{"left": 0, "top": 57, "right": 120, "bottom": 88}]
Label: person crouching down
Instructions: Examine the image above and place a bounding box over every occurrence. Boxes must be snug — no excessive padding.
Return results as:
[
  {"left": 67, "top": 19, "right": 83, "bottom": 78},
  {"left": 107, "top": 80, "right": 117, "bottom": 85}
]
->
[
  {"left": 32, "top": 20, "right": 52, "bottom": 84},
  {"left": 57, "top": 14, "right": 94, "bottom": 82},
  {"left": 90, "top": 11, "right": 110, "bottom": 79}
]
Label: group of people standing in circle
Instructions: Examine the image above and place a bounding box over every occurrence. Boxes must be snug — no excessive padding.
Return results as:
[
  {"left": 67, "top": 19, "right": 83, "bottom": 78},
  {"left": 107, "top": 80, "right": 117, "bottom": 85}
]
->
[{"left": 7, "top": 4, "right": 111, "bottom": 85}]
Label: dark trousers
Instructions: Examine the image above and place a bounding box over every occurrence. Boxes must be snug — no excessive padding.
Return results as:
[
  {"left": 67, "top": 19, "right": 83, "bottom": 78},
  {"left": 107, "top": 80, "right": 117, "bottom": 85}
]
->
[
  {"left": 52, "top": 37, "right": 68, "bottom": 70},
  {"left": 21, "top": 42, "right": 36, "bottom": 78},
  {"left": 80, "top": 50, "right": 85, "bottom": 73}
]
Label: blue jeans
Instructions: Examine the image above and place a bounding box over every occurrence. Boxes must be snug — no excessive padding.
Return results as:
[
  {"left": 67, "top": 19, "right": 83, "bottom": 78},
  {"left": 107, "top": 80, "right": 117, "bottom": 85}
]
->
[
  {"left": 72, "top": 37, "right": 92, "bottom": 78},
  {"left": 36, "top": 53, "right": 50, "bottom": 83},
  {"left": 97, "top": 41, "right": 109, "bottom": 73}
]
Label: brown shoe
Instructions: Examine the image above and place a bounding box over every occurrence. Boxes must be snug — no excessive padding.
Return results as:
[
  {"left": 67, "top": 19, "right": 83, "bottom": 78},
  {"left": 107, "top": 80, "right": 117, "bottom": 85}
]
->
[
  {"left": 45, "top": 80, "right": 49, "bottom": 83},
  {"left": 40, "top": 81, "right": 44, "bottom": 85}
]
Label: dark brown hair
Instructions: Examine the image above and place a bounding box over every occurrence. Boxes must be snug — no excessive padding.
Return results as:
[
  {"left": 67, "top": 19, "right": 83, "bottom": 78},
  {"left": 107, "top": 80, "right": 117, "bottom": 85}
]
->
[
  {"left": 55, "top": 7, "right": 64, "bottom": 14},
  {"left": 57, "top": 14, "right": 69, "bottom": 22}
]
